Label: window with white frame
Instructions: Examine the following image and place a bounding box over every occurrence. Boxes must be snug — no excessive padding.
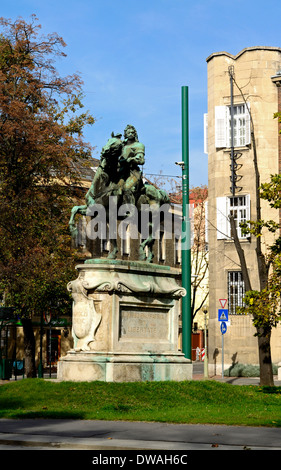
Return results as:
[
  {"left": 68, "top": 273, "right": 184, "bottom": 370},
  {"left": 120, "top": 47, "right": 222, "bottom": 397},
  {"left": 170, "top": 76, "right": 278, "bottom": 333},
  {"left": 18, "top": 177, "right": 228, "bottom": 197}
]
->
[
  {"left": 175, "top": 235, "right": 181, "bottom": 265},
  {"left": 76, "top": 216, "right": 87, "bottom": 247},
  {"left": 229, "top": 195, "right": 250, "bottom": 239},
  {"left": 101, "top": 237, "right": 110, "bottom": 253},
  {"left": 216, "top": 194, "right": 250, "bottom": 240},
  {"left": 215, "top": 103, "right": 251, "bottom": 148},
  {"left": 121, "top": 224, "right": 130, "bottom": 256},
  {"left": 228, "top": 271, "right": 245, "bottom": 315},
  {"left": 229, "top": 104, "right": 249, "bottom": 147},
  {"left": 158, "top": 230, "right": 166, "bottom": 261}
]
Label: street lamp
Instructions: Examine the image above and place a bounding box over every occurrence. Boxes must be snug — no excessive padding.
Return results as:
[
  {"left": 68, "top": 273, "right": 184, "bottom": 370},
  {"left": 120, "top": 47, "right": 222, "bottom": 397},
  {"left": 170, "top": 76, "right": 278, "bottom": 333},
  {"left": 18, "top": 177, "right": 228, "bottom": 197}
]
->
[
  {"left": 38, "top": 311, "right": 43, "bottom": 378},
  {"left": 203, "top": 305, "right": 208, "bottom": 379},
  {"left": 45, "top": 312, "right": 52, "bottom": 379}
]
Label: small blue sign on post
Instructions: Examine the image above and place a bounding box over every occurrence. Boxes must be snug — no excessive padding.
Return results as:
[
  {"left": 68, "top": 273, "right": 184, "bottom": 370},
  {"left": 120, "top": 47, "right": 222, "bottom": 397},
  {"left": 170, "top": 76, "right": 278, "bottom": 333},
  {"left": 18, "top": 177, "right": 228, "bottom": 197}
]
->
[
  {"left": 218, "top": 309, "right": 228, "bottom": 322},
  {"left": 220, "top": 321, "right": 227, "bottom": 335}
]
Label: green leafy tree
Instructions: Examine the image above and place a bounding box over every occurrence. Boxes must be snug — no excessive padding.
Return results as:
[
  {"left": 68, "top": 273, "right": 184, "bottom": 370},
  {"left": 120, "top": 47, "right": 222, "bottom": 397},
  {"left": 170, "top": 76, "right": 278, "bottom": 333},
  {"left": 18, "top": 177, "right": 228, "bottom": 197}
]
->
[
  {"left": 237, "top": 156, "right": 281, "bottom": 385},
  {"left": 0, "top": 15, "right": 95, "bottom": 377}
]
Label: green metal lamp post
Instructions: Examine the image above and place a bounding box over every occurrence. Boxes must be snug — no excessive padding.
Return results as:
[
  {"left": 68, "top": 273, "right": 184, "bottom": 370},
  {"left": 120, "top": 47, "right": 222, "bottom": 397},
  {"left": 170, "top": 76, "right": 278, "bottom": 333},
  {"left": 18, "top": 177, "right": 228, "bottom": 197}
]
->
[
  {"left": 181, "top": 86, "right": 192, "bottom": 360},
  {"left": 203, "top": 305, "right": 208, "bottom": 378}
]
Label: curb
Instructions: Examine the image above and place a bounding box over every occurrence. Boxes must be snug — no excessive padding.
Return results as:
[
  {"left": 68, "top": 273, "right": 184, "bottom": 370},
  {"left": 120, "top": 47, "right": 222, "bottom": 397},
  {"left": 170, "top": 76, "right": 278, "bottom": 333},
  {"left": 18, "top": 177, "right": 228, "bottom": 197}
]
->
[{"left": 1, "top": 434, "right": 279, "bottom": 451}]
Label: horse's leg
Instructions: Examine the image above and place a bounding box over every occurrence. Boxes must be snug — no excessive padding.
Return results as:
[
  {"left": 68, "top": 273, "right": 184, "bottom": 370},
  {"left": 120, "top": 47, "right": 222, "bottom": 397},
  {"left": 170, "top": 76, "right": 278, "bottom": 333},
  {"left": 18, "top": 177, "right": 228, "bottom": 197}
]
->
[
  {"left": 69, "top": 206, "right": 79, "bottom": 237},
  {"left": 139, "top": 239, "right": 147, "bottom": 261},
  {"left": 107, "top": 238, "right": 118, "bottom": 259},
  {"left": 139, "top": 217, "right": 155, "bottom": 262},
  {"left": 146, "top": 240, "right": 155, "bottom": 262},
  {"left": 105, "top": 203, "right": 119, "bottom": 259},
  {"left": 139, "top": 235, "right": 155, "bottom": 262},
  {"left": 142, "top": 237, "right": 155, "bottom": 262},
  {"left": 69, "top": 205, "right": 87, "bottom": 238}
]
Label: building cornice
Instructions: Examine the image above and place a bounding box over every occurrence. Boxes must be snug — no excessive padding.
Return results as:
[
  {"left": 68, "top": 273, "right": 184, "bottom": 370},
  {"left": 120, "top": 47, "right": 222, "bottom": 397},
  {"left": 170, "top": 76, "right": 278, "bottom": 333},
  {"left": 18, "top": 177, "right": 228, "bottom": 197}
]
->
[
  {"left": 271, "top": 74, "right": 281, "bottom": 87},
  {"left": 206, "top": 46, "right": 281, "bottom": 63}
]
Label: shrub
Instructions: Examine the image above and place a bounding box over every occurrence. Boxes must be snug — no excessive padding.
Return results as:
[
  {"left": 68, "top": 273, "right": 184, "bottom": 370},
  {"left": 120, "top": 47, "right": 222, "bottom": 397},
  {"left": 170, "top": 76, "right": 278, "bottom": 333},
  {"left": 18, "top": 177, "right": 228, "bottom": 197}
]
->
[{"left": 224, "top": 363, "right": 278, "bottom": 377}]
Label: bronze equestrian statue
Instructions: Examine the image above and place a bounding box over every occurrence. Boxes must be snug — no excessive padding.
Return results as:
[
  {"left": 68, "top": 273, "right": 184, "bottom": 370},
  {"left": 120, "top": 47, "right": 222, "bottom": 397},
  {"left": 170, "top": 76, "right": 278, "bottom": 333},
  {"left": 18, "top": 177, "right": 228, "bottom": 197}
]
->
[{"left": 69, "top": 125, "right": 170, "bottom": 262}]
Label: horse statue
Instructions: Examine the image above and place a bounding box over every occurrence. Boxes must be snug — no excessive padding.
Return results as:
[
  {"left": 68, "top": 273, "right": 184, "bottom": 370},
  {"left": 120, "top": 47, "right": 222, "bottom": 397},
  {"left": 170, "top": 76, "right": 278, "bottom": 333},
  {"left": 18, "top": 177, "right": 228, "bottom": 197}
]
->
[{"left": 69, "top": 127, "right": 170, "bottom": 262}]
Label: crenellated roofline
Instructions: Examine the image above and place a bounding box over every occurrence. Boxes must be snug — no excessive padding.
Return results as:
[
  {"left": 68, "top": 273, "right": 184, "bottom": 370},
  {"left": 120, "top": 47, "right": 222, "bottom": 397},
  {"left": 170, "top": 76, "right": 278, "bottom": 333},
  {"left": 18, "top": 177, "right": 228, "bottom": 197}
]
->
[{"left": 206, "top": 46, "right": 281, "bottom": 63}]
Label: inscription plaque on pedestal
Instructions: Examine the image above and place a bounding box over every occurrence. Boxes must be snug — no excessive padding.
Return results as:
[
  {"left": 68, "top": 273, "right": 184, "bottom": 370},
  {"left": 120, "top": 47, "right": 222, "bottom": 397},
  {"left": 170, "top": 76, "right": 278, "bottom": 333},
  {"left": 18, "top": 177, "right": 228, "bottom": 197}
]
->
[{"left": 119, "top": 307, "right": 169, "bottom": 341}]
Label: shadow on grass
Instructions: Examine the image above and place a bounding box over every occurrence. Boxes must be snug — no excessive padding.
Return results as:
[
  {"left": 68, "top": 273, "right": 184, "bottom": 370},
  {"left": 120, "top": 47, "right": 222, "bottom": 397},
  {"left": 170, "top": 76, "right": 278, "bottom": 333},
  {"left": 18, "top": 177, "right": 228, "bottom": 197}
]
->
[
  {"left": 0, "top": 409, "right": 86, "bottom": 419},
  {"left": 0, "top": 396, "right": 86, "bottom": 420},
  {"left": 259, "top": 386, "right": 281, "bottom": 395},
  {"left": 101, "top": 404, "right": 133, "bottom": 413}
]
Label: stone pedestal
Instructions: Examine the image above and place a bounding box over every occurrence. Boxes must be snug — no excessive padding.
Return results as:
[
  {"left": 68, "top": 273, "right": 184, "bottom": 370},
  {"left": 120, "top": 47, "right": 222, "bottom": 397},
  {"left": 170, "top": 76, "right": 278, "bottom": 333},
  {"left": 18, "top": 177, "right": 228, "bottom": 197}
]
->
[{"left": 57, "top": 259, "right": 192, "bottom": 382}]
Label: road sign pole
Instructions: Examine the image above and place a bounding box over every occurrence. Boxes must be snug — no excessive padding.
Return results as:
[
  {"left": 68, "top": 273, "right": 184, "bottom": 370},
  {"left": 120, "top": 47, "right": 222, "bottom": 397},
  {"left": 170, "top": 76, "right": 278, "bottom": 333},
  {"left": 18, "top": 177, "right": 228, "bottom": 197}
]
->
[
  {"left": 220, "top": 322, "right": 227, "bottom": 377},
  {"left": 222, "top": 332, "right": 224, "bottom": 379}
]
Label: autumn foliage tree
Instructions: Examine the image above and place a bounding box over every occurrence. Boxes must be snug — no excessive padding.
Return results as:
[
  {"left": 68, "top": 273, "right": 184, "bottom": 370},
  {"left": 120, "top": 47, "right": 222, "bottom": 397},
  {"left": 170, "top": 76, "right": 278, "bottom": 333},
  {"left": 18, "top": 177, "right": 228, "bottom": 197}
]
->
[
  {"left": 168, "top": 184, "right": 209, "bottom": 323},
  {"left": 189, "top": 186, "right": 209, "bottom": 322},
  {"left": 0, "top": 15, "right": 95, "bottom": 377}
]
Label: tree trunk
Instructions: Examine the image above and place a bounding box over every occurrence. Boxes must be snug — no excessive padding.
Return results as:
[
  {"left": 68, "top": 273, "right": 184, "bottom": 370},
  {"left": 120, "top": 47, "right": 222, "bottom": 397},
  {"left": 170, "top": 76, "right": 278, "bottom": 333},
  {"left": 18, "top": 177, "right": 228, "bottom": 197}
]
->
[
  {"left": 229, "top": 215, "right": 274, "bottom": 386},
  {"left": 257, "top": 327, "right": 274, "bottom": 386},
  {"left": 21, "top": 318, "right": 37, "bottom": 378},
  {"left": 229, "top": 216, "right": 252, "bottom": 291}
]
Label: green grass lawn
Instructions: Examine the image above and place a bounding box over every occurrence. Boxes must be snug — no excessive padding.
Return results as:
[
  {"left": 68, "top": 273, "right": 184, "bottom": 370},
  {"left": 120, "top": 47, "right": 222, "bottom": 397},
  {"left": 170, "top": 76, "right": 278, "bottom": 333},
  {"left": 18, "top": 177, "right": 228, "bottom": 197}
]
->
[{"left": 0, "top": 379, "right": 281, "bottom": 427}]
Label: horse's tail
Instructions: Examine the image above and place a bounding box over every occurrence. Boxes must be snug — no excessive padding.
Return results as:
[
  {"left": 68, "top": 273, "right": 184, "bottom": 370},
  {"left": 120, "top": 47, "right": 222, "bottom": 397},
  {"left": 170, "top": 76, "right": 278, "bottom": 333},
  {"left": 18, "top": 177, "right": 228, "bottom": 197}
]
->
[{"left": 159, "top": 189, "right": 170, "bottom": 204}]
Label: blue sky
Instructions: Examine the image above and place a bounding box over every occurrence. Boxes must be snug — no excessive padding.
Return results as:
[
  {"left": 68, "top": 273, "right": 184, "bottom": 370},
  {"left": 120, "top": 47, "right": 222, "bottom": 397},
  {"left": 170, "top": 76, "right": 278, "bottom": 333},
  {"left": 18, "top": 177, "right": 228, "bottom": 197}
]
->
[{"left": 1, "top": 0, "right": 281, "bottom": 190}]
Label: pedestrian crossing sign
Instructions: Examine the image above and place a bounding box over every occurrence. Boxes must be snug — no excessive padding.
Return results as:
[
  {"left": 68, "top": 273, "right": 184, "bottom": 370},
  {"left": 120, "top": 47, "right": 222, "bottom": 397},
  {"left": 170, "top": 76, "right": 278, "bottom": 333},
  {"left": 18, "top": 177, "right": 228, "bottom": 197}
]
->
[{"left": 218, "top": 309, "right": 228, "bottom": 321}]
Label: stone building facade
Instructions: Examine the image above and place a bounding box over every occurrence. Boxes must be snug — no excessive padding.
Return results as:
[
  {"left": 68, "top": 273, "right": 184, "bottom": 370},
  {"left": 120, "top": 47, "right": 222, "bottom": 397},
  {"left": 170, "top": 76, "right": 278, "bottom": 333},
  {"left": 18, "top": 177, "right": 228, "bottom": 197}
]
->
[{"left": 205, "top": 47, "right": 281, "bottom": 375}]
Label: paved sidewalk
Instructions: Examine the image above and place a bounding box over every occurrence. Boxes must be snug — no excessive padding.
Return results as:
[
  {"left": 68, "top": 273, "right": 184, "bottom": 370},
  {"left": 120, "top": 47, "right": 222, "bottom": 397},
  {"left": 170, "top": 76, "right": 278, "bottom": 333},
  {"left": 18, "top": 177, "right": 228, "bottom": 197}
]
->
[
  {"left": 0, "top": 418, "right": 281, "bottom": 451},
  {"left": 192, "top": 373, "right": 281, "bottom": 385},
  {"left": 192, "top": 361, "right": 281, "bottom": 385}
]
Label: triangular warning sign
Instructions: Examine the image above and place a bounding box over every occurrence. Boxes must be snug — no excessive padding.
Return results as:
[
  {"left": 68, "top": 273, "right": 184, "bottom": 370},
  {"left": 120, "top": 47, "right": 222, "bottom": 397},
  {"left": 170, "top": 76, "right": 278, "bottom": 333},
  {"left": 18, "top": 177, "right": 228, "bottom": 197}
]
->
[{"left": 219, "top": 299, "right": 227, "bottom": 308}]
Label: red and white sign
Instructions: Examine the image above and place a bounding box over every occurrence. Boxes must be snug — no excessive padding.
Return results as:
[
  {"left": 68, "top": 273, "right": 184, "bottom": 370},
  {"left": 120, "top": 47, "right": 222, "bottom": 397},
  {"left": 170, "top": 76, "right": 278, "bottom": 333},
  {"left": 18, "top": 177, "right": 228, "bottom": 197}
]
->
[
  {"left": 201, "top": 348, "right": 205, "bottom": 361},
  {"left": 219, "top": 299, "right": 227, "bottom": 309}
]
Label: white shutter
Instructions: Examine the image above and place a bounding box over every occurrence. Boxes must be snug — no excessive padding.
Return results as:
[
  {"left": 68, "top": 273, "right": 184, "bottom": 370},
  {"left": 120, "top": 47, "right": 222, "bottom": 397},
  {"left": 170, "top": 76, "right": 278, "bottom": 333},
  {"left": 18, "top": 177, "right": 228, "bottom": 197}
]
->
[
  {"left": 215, "top": 106, "right": 227, "bottom": 148},
  {"left": 204, "top": 113, "right": 208, "bottom": 154},
  {"left": 205, "top": 200, "right": 208, "bottom": 243},
  {"left": 216, "top": 197, "right": 229, "bottom": 239},
  {"left": 245, "top": 103, "right": 251, "bottom": 145},
  {"left": 245, "top": 194, "right": 250, "bottom": 221}
]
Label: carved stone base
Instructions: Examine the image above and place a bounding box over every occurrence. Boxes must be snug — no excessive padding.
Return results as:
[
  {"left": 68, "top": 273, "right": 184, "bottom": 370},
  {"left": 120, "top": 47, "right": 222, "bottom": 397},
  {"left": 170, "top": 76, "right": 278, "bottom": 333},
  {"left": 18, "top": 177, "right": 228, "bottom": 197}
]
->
[
  {"left": 57, "top": 259, "right": 192, "bottom": 382},
  {"left": 57, "top": 352, "right": 192, "bottom": 382}
]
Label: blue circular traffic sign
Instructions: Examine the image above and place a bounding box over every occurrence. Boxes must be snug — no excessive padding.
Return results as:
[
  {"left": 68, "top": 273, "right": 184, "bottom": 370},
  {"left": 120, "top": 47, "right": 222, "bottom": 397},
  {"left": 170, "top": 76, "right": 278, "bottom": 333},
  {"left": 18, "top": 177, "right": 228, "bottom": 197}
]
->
[{"left": 220, "top": 321, "right": 227, "bottom": 335}]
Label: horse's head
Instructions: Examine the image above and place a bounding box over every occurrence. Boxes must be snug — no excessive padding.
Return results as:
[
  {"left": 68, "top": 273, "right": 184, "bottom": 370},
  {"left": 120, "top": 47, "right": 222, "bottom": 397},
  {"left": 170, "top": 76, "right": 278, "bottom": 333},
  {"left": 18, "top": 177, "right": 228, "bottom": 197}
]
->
[{"left": 101, "top": 134, "right": 123, "bottom": 161}]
